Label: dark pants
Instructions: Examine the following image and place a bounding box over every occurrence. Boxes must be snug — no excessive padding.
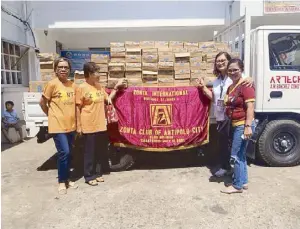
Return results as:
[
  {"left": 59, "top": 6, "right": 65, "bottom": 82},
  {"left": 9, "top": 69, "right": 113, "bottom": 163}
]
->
[
  {"left": 53, "top": 132, "right": 75, "bottom": 183},
  {"left": 216, "top": 121, "right": 231, "bottom": 170},
  {"left": 83, "top": 131, "right": 110, "bottom": 182}
]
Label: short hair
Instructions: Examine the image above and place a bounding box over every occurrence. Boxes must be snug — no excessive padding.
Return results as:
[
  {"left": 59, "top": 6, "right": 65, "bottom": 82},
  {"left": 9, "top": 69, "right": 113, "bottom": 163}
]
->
[
  {"left": 83, "top": 62, "right": 100, "bottom": 78},
  {"left": 227, "top": 58, "right": 244, "bottom": 72},
  {"left": 5, "top": 101, "right": 14, "bottom": 106},
  {"left": 53, "top": 57, "right": 72, "bottom": 72},
  {"left": 213, "top": 51, "right": 232, "bottom": 76}
]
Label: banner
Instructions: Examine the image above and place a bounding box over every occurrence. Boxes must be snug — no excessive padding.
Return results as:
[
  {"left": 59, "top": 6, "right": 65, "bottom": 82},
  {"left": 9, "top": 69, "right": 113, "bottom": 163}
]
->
[
  {"left": 107, "top": 86, "right": 210, "bottom": 151},
  {"left": 264, "top": 1, "right": 300, "bottom": 14}
]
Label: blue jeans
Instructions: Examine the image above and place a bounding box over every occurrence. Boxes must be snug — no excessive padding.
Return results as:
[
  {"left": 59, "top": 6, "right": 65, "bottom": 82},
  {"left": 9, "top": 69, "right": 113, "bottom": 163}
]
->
[
  {"left": 230, "top": 122, "right": 255, "bottom": 190},
  {"left": 53, "top": 132, "right": 75, "bottom": 183}
]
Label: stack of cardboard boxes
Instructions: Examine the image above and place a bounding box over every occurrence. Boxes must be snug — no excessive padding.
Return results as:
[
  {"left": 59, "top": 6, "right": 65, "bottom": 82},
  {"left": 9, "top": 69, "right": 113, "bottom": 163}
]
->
[
  {"left": 157, "top": 41, "right": 174, "bottom": 86},
  {"left": 91, "top": 54, "right": 109, "bottom": 87},
  {"left": 141, "top": 41, "right": 158, "bottom": 86},
  {"left": 29, "top": 53, "right": 58, "bottom": 92},
  {"left": 126, "top": 42, "right": 142, "bottom": 86}
]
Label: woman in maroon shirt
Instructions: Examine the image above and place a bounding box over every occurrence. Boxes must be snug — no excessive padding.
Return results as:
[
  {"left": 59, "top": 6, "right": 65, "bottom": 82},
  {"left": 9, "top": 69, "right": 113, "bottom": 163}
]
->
[{"left": 221, "top": 59, "right": 256, "bottom": 194}]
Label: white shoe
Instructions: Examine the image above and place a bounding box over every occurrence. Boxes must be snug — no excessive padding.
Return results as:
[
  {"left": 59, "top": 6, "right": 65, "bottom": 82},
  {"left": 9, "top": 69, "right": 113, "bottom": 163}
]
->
[{"left": 214, "top": 168, "right": 228, "bottom": 177}]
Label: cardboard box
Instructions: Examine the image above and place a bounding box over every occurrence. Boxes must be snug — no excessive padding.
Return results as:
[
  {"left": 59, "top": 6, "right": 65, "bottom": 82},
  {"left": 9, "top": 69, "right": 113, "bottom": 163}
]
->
[
  {"left": 158, "top": 78, "right": 174, "bottom": 86},
  {"left": 190, "top": 49, "right": 203, "bottom": 57},
  {"left": 40, "top": 61, "right": 54, "bottom": 70},
  {"left": 111, "top": 48, "right": 126, "bottom": 58},
  {"left": 142, "top": 71, "right": 158, "bottom": 83},
  {"left": 206, "top": 62, "right": 214, "bottom": 70},
  {"left": 96, "top": 64, "right": 108, "bottom": 73},
  {"left": 190, "top": 56, "right": 203, "bottom": 62},
  {"left": 155, "top": 41, "right": 169, "bottom": 48},
  {"left": 99, "top": 79, "right": 107, "bottom": 88},
  {"left": 126, "top": 48, "right": 142, "bottom": 55},
  {"left": 140, "top": 41, "right": 155, "bottom": 48},
  {"left": 190, "top": 62, "right": 203, "bottom": 71},
  {"left": 108, "top": 63, "right": 125, "bottom": 72},
  {"left": 174, "top": 62, "right": 190, "bottom": 71},
  {"left": 127, "top": 78, "right": 143, "bottom": 86},
  {"left": 184, "top": 42, "right": 199, "bottom": 48},
  {"left": 41, "top": 71, "right": 56, "bottom": 81},
  {"left": 172, "top": 48, "right": 188, "bottom": 53},
  {"left": 91, "top": 54, "right": 109, "bottom": 64},
  {"left": 159, "top": 52, "right": 174, "bottom": 62},
  {"left": 110, "top": 42, "right": 125, "bottom": 48},
  {"left": 125, "top": 55, "right": 142, "bottom": 63},
  {"left": 198, "top": 41, "right": 215, "bottom": 49},
  {"left": 109, "top": 72, "right": 125, "bottom": 79},
  {"left": 158, "top": 48, "right": 173, "bottom": 52},
  {"left": 29, "top": 81, "right": 48, "bottom": 92},
  {"left": 206, "top": 69, "right": 214, "bottom": 74},
  {"left": 174, "top": 53, "right": 190, "bottom": 63},
  {"left": 174, "top": 79, "right": 190, "bottom": 86},
  {"left": 142, "top": 54, "right": 158, "bottom": 63},
  {"left": 99, "top": 73, "right": 108, "bottom": 81},
  {"left": 110, "top": 57, "right": 126, "bottom": 63},
  {"left": 142, "top": 63, "right": 158, "bottom": 72},
  {"left": 125, "top": 41, "right": 140, "bottom": 48},
  {"left": 38, "top": 53, "right": 59, "bottom": 62},
  {"left": 126, "top": 63, "right": 142, "bottom": 71},
  {"left": 158, "top": 70, "right": 174, "bottom": 79},
  {"left": 191, "top": 73, "right": 205, "bottom": 79},
  {"left": 142, "top": 48, "right": 158, "bottom": 55},
  {"left": 158, "top": 62, "right": 174, "bottom": 71},
  {"left": 191, "top": 69, "right": 202, "bottom": 74},
  {"left": 175, "top": 70, "right": 190, "bottom": 75},
  {"left": 169, "top": 41, "right": 184, "bottom": 48},
  {"left": 125, "top": 71, "right": 142, "bottom": 79},
  {"left": 74, "top": 71, "right": 85, "bottom": 85}
]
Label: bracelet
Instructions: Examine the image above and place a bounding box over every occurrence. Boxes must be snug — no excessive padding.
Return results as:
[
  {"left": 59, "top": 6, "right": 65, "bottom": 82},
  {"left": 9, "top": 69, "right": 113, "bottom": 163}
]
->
[{"left": 245, "top": 124, "right": 251, "bottom": 127}]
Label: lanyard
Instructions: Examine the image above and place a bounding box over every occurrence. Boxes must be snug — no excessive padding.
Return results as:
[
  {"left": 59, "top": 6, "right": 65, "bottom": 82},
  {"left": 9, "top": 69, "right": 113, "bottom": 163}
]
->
[{"left": 219, "top": 77, "right": 226, "bottom": 99}]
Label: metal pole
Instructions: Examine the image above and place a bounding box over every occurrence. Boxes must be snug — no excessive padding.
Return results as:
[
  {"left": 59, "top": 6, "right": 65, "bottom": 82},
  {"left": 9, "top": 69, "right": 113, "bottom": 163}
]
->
[{"left": 244, "top": 8, "right": 251, "bottom": 77}]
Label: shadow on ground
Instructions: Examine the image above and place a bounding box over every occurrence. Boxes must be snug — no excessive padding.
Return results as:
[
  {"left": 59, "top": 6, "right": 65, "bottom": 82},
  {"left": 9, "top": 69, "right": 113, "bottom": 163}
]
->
[
  {"left": 1, "top": 142, "right": 22, "bottom": 152},
  {"left": 36, "top": 125, "right": 221, "bottom": 177}
]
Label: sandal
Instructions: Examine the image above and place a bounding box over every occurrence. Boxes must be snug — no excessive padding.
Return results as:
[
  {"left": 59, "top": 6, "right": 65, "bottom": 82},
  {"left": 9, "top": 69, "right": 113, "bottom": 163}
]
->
[
  {"left": 220, "top": 186, "right": 243, "bottom": 194},
  {"left": 96, "top": 177, "right": 104, "bottom": 182},
  {"left": 66, "top": 181, "right": 78, "bottom": 189},
  {"left": 58, "top": 183, "right": 67, "bottom": 195},
  {"left": 86, "top": 180, "right": 98, "bottom": 186}
]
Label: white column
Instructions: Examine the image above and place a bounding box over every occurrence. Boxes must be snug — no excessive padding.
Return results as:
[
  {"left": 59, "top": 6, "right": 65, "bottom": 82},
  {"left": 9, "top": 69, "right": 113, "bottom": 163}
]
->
[{"left": 244, "top": 9, "right": 251, "bottom": 77}]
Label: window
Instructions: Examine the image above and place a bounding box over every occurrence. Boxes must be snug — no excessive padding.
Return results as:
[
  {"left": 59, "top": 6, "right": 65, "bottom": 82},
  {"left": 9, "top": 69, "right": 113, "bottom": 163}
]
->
[
  {"left": 269, "top": 33, "right": 300, "bottom": 71},
  {"left": 1, "top": 41, "right": 22, "bottom": 85}
]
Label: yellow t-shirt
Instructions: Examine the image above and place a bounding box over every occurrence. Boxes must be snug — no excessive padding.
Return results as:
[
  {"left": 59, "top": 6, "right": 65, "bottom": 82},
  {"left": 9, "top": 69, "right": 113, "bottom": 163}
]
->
[
  {"left": 76, "top": 82, "right": 108, "bottom": 133},
  {"left": 43, "top": 77, "right": 76, "bottom": 134}
]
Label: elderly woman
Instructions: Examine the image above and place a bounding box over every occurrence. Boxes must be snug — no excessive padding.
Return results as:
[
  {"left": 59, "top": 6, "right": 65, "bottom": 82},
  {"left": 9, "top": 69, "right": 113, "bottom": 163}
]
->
[
  {"left": 76, "top": 62, "right": 126, "bottom": 186},
  {"left": 40, "top": 57, "right": 77, "bottom": 195},
  {"left": 221, "top": 58, "right": 256, "bottom": 194},
  {"left": 196, "top": 52, "right": 253, "bottom": 177}
]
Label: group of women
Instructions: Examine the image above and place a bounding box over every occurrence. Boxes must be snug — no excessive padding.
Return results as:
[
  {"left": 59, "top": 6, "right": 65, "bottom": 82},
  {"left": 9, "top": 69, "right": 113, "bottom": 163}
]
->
[
  {"left": 196, "top": 52, "right": 256, "bottom": 194},
  {"left": 40, "top": 51, "right": 255, "bottom": 195},
  {"left": 40, "top": 58, "right": 126, "bottom": 194}
]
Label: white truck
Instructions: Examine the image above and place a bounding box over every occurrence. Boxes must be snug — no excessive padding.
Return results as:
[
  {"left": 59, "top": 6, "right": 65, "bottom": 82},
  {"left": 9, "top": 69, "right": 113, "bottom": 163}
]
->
[{"left": 23, "top": 14, "right": 300, "bottom": 169}]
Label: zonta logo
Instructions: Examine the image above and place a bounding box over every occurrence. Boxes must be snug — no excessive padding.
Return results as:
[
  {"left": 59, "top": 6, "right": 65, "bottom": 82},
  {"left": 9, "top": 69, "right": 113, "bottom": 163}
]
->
[{"left": 150, "top": 104, "right": 172, "bottom": 127}]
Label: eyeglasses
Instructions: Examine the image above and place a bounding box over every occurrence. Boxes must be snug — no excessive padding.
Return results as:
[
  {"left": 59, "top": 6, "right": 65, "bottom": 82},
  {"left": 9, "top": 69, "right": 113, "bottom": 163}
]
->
[
  {"left": 227, "top": 69, "right": 240, "bottom": 74},
  {"left": 216, "top": 59, "right": 228, "bottom": 64},
  {"left": 57, "top": 66, "right": 70, "bottom": 70}
]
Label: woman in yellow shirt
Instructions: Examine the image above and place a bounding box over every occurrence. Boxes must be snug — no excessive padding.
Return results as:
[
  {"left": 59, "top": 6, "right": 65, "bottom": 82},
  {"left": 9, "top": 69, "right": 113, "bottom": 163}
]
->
[
  {"left": 40, "top": 57, "right": 77, "bottom": 195},
  {"left": 76, "top": 62, "right": 126, "bottom": 186}
]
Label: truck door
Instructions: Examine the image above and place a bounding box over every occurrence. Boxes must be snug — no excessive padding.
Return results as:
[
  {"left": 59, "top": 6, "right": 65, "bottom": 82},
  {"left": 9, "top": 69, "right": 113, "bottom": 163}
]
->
[{"left": 263, "top": 30, "right": 300, "bottom": 112}]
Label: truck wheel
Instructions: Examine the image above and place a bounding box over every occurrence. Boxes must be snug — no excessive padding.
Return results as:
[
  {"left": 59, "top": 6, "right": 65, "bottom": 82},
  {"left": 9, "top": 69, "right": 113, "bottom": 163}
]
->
[
  {"left": 258, "top": 120, "right": 300, "bottom": 166},
  {"left": 109, "top": 145, "right": 135, "bottom": 172}
]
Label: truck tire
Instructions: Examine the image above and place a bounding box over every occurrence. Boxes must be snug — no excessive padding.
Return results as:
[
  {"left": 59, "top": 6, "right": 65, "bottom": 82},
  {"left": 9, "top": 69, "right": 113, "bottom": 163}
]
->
[
  {"left": 108, "top": 145, "right": 135, "bottom": 172},
  {"left": 258, "top": 120, "right": 300, "bottom": 166}
]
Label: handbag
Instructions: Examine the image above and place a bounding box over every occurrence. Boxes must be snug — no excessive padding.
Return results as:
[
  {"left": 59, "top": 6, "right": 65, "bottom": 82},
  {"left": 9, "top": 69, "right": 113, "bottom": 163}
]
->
[{"left": 105, "top": 104, "right": 119, "bottom": 124}]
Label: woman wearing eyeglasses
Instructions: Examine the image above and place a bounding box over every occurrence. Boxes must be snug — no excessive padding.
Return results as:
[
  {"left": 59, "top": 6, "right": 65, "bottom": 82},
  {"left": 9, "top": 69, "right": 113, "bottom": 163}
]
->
[
  {"left": 40, "top": 57, "right": 78, "bottom": 195},
  {"left": 221, "top": 58, "right": 256, "bottom": 194},
  {"left": 196, "top": 52, "right": 253, "bottom": 178}
]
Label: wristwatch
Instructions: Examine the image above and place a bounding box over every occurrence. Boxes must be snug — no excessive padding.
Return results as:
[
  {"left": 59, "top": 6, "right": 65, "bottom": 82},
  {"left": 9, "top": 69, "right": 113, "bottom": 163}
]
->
[{"left": 245, "top": 124, "right": 251, "bottom": 127}]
